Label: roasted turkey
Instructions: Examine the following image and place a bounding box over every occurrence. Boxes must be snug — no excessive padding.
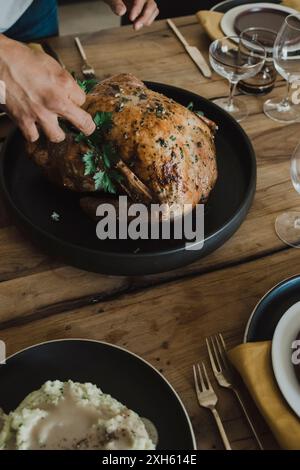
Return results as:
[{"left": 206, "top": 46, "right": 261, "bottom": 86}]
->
[{"left": 26, "top": 73, "right": 217, "bottom": 217}]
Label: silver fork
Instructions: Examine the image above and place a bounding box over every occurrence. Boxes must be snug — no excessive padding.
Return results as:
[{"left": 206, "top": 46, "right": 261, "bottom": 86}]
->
[
  {"left": 74, "top": 37, "right": 95, "bottom": 78},
  {"left": 206, "top": 334, "right": 264, "bottom": 450},
  {"left": 193, "top": 362, "right": 231, "bottom": 450}
]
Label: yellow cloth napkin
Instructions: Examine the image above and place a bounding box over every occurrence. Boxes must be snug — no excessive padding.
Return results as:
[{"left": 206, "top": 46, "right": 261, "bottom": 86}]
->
[
  {"left": 196, "top": 11, "right": 224, "bottom": 41},
  {"left": 228, "top": 341, "right": 300, "bottom": 450},
  {"left": 196, "top": 0, "right": 300, "bottom": 42},
  {"left": 284, "top": 0, "right": 300, "bottom": 9}
]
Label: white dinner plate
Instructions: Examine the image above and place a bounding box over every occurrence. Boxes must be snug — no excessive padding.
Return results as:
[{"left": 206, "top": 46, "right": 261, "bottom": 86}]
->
[
  {"left": 272, "top": 301, "right": 300, "bottom": 417},
  {"left": 220, "top": 2, "right": 297, "bottom": 38}
]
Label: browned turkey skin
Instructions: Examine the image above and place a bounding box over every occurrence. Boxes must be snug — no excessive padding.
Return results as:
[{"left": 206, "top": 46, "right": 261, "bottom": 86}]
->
[{"left": 26, "top": 73, "right": 218, "bottom": 216}]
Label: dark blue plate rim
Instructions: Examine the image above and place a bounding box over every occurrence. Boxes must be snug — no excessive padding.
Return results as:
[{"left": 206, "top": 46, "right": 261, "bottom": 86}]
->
[{"left": 243, "top": 273, "right": 300, "bottom": 343}]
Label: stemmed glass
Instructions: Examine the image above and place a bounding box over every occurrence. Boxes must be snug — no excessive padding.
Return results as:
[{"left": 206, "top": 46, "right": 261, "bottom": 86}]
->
[
  {"left": 264, "top": 13, "right": 300, "bottom": 123},
  {"left": 275, "top": 143, "right": 300, "bottom": 247},
  {"left": 209, "top": 36, "right": 266, "bottom": 122}
]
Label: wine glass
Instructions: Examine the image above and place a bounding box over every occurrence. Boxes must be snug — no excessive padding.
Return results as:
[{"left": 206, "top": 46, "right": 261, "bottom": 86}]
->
[
  {"left": 209, "top": 36, "right": 266, "bottom": 122},
  {"left": 264, "top": 13, "right": 300, "bottom": 123},
  {"left": 275, "top": 143, "right": 300, "bottom": 247}
]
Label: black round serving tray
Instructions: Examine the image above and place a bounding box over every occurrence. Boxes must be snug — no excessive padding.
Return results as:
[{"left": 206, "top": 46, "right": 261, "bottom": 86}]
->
[
  {"left": 0, "top": 82, "right": 256, "bottom": 275},
  {"left": 0, "top": 339, "right": 196, "bottom": 450}
]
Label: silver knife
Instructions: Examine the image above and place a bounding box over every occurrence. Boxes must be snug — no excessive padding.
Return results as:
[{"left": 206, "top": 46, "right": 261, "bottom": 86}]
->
[{"left": 167, "top": 19, "right": 212, "bottom": 79}]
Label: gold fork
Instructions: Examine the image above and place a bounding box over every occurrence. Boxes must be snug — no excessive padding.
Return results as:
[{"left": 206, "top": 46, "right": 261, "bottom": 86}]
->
[
  {"left": 206, "top": 334, "right": 264, "bottom": 450},
  {"left": 193, "top": 362, "right": 231, "bottom": 450},
  {"left": 74, "top": 37, "right": 96, "bottom": 79}
]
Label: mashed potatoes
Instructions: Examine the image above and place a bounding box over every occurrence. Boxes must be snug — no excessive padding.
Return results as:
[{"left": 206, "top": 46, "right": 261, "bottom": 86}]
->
[{"left": 0, "top": 380, "right": 156, "bottom": 450}]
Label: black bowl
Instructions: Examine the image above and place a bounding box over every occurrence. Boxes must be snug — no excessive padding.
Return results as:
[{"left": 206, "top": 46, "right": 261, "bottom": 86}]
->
[{"left": 0, "top": 339, "right": 196, "bottom": 450}]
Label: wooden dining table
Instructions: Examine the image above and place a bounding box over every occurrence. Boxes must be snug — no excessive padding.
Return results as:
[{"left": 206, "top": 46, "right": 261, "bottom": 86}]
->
[{"left": 1, "top": 15, "right": 300, "bottom": 450}]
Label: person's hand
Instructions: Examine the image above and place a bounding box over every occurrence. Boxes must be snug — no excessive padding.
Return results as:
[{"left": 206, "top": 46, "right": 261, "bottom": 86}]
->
[
  {"left": 0, "top": 35, "right": 96, "bottom": 142},
  {"left": 104, "top": 0, "right": 159, "bottom": 30}
]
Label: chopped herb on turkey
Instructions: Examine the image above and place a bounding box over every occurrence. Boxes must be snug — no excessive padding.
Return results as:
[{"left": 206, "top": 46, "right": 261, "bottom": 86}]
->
[{"left": 157, "top": 138, "right": 168, "bottom": 148}]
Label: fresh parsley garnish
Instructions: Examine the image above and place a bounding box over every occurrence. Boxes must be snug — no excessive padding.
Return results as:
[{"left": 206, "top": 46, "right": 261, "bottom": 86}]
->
[
  {"left": 157, "top": 138, "right": 168, "bottom": 148},
  {"left": 93, "top": 170, "right": 116, "bottom": 193},
  {"left": 82, "top": 150, "right": 96, "bottom": 176},
  {"left": 75, "top": 132, "right": 87, "bottom": 144},
  {"left": 102, "top": 142, "right": 118, "bottom": 169},
  {"left": 93, "top": 112, "right": 113, "bottom": 132},
  {"left": 110, "top": 169, "right": 124, "bottom": 183},
  {"left": 76, "top": 111, "right": 123, "bottom": 194}
]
